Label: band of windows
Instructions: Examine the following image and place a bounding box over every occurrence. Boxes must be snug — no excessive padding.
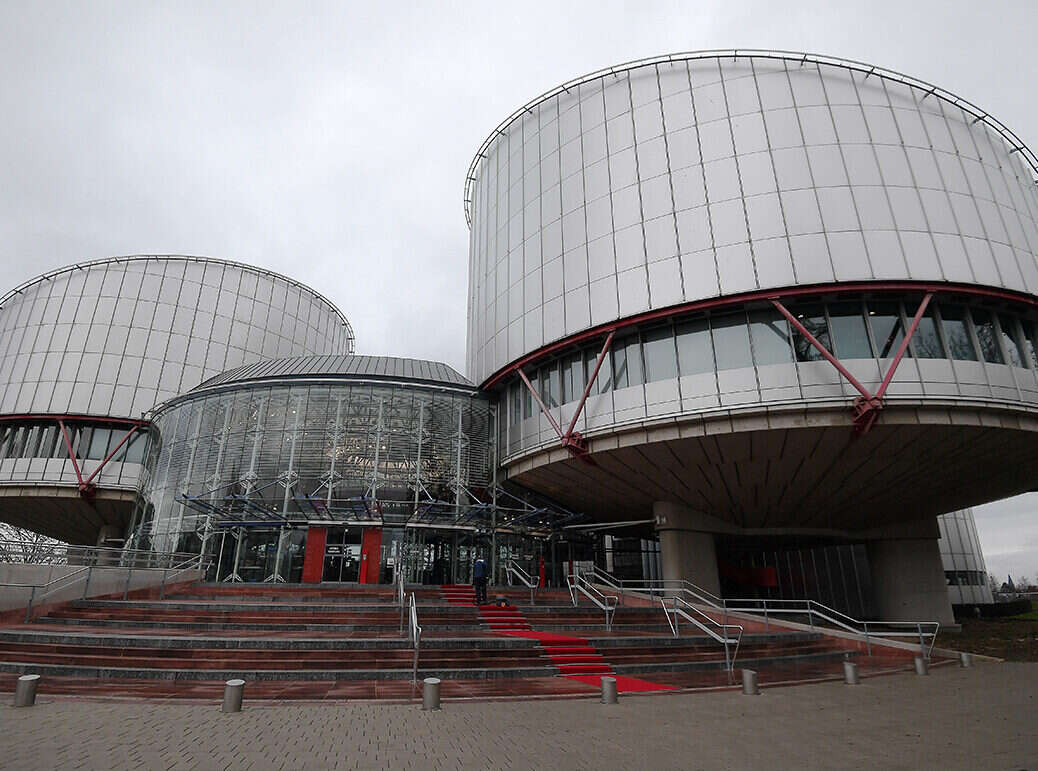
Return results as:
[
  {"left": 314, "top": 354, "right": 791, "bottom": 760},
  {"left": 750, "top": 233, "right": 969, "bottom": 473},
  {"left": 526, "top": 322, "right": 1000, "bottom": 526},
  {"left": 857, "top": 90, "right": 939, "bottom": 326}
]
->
[
  {"left": 0, "top": 421, "right": 148, "bottom": 465},
  {"left": 506, "top": 293, "right": 1038, "bottom": 424}
]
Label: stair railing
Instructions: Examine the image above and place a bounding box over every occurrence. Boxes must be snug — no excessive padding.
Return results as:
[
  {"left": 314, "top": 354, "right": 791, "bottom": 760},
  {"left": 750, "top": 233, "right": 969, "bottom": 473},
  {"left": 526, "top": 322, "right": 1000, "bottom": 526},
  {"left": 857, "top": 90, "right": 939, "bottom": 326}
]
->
[
  {"left": 661, "top": 595, "right": 743, "bottom": 675},
  {"left": 622, "top": 577, "right": 940, "bottom": 660},
  {"left": 505, "top": 560, "right": 538, "bottom": 605},
  {"left": 578, "top": 565, "right": 626, "bottom": 606},
  {"left": 157, "top": 555, "right": 211, "bottom": 600},
  {"left": 408, "top": 591, "right": 422, "bottom": 683},
  {"left": 397, "top": 568, "right": 406, "bottom": 635},
  {"left": 566, "top": 573, "right": 617, "bottom": 630}
]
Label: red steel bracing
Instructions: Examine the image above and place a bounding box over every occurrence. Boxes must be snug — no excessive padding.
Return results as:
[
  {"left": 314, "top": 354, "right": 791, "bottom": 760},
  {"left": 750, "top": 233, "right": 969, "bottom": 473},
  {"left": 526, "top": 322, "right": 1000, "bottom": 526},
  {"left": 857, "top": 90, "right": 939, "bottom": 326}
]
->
[
  {"left": 561, "top": 330, "right": 615, "bottom": 455},
  {"left": 517, "top": 331, "right": 617, "bottom": 458},
  {"left": 46, "top": 416, "right": 148, "bottom": 496},
  {"left": 772, "top": 293, "right": 935, "bottom": 434}
]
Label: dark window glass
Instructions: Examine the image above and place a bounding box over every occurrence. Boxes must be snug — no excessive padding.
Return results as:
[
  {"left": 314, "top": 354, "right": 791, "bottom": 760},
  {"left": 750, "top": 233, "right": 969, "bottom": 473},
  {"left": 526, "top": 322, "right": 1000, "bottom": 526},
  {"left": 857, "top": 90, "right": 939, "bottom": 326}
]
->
[
  {"left": 998, "top": 314, "right": 1026, "bottom": 368},
  {"left": 561, "top": 353, "right": 584, "bottom": 402},
  {"left": 711, "top": 313, "right": 753, "bottom": 370},
  {"left": 87, "top": 428, "right": 110, "bottom": 460},
  {"left": 939, "top": 304, "right": 977, "bottom": 361},
  {"left": 0, "top": 427, "right": 9, "bottom": 461},
  {"left": 37, "top": 425, "right": 58, "bottom": 459},
  {"left": 748, "top": 310, "right": 793, "bottom": 366},
  {"left": 548, "top": 365, "right": 561, "bottom": 408},
  {"left": 611, "top": 344, "right": 629, "bottom": 390},
  {"left": 124, "top": 432, "right": 147, "bottom": 465},
  {"left": 789, "top": 304, "right": 831, "bottom": 362},
  {"left": 912, "top": 308, "right": 945, "bottom": 359},
  {"left": 511, "top": 384, "right": 521, "bottom": 426},
  {"left": 1021, "top": 318, "right": 1038, "bottom": 368},
  {"left": 867, "top": 302, "right": 906, "bottom": 358},
  {"left": 642, "top": 326, "right": 678, "bottom": 382},
  {"left": 590, "top": 345, "right": 614, "bottom": 393},
  {"left": 522, "top": 374, "right": 533, "bottom": 419},
  {"left": 971, "top": 309, "right": 1003, "bottom": 364},
  {"left": 624, "top": 336, "right": 644, "bottom": 387},
  {"left": 10, "top": 426, "right": 29, "bottom": 458},
  {"left": 676, "top": 318, "right": 714, "bottom": 375},
  {"left": 827, "top": 302, "right": 873, "bottom": 359},
  {"left": 23, "top": 425, "right": 42, "bottom": 459}
]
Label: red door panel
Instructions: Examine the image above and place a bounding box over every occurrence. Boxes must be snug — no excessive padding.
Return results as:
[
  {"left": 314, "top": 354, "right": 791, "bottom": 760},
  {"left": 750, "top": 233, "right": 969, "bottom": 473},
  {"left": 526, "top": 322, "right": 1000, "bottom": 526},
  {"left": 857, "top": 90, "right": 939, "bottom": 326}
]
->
[
  {"left": 359, "top": 528, "right": 382, "bottom": 584},
  {"left": 301, "top": 527, "right": 327, "bottom": 584}
]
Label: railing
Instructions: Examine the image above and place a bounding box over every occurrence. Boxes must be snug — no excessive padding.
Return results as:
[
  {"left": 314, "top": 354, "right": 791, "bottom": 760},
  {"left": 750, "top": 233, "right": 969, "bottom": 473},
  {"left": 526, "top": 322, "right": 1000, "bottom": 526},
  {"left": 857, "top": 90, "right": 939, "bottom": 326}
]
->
[
  {"left": 397, "top": 568, "right": 406, "bottom": 635},
  {"left": 0, "top": 539, "right": 198, "bottom": 569},
  {"left": 566, "top": 573, "right": 617, "bottom": 630},
  {"left": 1, "top": 552, "right": 209, "bottom": 623},
  {"left": 505, "top": 560, "right": 539, "bottom": 605},
  {"left": 661, "top": 595, "right": 743, "bottom": 675},
  {"left": 408, "top": 591, "right": 422, "bottom": 684},
  {"left": 592, "top": 570, "right": 940, "bottom": 659}
]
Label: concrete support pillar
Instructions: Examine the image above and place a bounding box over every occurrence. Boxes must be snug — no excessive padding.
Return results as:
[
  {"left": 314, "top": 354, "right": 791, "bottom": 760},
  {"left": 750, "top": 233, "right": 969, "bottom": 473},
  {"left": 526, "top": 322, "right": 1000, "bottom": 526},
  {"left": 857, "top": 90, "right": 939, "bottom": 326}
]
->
[
  {"left": 866, "top": 521, "right": 954, "bottom": 626},
  {"left": 95, "top": 525, "right": 122, "bottom": 547},
  {"left": 653, "top": 502, "right": 724, "bottom": 598}
]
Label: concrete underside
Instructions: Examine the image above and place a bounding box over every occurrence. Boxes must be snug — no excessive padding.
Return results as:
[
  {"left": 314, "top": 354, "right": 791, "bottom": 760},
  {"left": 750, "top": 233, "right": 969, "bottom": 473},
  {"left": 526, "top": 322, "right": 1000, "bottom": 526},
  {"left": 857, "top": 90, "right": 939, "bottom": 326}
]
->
[
  {"left": 0, "top": 485, "right": 136, "bottom": 544},
  {"left": 505, "top": 403, "right": 1038, "bottom": 532}
]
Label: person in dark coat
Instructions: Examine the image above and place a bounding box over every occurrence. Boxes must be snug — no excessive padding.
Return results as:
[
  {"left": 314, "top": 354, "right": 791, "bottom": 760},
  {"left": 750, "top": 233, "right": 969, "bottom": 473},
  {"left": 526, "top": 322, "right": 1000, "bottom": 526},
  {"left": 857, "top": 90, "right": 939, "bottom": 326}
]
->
[{"left": 472, "top": 556, "right": 488, "bottom": 605}]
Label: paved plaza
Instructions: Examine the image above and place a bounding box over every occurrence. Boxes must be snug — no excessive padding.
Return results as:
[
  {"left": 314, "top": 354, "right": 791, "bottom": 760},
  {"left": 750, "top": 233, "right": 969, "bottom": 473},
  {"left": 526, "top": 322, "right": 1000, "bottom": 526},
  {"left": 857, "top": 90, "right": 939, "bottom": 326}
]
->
[{"left": 0, "top": 662, "right": 1034, "bottom": 770}]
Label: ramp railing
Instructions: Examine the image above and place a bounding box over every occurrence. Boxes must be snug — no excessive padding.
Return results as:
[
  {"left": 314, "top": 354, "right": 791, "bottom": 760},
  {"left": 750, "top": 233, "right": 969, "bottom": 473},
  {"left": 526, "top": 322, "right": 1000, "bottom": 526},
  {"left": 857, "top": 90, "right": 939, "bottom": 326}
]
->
[
  {"left": 566, "top": 572, "right": 617, "bottom": 630},
  {"left": 505, "top": 560, "right": 539, "bottom": 605},
  {"left": 661, "top": 595, "right": 743, "bottom": 676},
  {"left": 408, "top": 591, "right": 422, "bottom": 683}
]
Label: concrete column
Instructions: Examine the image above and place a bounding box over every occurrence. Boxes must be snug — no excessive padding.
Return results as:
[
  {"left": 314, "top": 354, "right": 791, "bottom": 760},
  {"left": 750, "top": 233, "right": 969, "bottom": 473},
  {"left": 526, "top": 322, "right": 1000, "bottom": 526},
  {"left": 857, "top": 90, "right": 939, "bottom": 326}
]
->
[
  {"left": 95, "top": 525, "right": 123, "bottom": 547},
  {"left": 866, "top": 521, "right": 954, "bottom": 626},
  {"left": 653, "top": 502, "right": 725, "bottom": 597}
]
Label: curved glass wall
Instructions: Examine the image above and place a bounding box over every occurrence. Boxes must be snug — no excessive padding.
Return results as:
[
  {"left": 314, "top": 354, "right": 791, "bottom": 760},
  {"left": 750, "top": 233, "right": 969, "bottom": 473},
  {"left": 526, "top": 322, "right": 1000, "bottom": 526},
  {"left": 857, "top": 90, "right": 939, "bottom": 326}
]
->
[
  {"left": 501, "top": 292, "right": 1038, "bottom": 456},
  {"left": 133, "top": 380, "right": 493, "bottom": 554}
]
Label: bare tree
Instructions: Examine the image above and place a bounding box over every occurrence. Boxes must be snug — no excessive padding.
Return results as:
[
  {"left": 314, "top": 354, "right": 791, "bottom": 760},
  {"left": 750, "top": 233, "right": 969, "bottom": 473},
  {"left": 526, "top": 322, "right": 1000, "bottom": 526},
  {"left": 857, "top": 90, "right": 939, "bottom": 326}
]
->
[{"left": 0, "top": 524, "right": 65, "bottom": 564}]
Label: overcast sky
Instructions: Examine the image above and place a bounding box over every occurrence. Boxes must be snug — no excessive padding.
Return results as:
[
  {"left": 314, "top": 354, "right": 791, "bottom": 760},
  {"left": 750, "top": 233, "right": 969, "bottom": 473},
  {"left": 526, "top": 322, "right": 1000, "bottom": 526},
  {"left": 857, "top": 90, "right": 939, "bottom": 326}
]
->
[{"left": 0, "top": 0, "right": 1035, "bottom": 578}]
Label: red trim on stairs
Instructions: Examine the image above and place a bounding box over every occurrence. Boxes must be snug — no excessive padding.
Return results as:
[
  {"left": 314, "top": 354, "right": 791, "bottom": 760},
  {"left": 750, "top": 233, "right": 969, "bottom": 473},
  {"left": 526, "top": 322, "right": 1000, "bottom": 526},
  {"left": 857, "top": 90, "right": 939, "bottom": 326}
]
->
[{"left": 438, "top": 586, "right": 674, "bottom": 694}]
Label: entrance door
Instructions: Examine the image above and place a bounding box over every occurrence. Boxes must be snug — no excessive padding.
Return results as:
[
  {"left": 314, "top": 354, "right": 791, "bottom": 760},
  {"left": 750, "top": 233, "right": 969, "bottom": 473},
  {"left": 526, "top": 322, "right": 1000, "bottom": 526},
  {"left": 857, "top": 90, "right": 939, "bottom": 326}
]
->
[
  {"left": 358, "top": 528, "right": 382, "bottom": 584},
  {"left": 322, "top": 527, "right": 361, "bottom": 582}
]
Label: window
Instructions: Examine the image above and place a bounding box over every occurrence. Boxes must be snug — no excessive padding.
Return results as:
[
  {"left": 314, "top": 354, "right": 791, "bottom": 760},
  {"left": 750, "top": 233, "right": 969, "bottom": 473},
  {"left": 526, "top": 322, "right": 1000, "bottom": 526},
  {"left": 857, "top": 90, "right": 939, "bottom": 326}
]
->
[
  {"left": 997, "top": 314, "right": 1027, "bottom": 368},
  {"left": 971, "top": 309, "right": 1003, "bottom": 364},
  {"left": 938, "top": 304, "right": 978, "bottom": 361},
  {"left": 1021, "top": 318, "right": 1038, "bottom": 368},
  {"left": 511, "top": 384, "right": 521, "bottom": 426},
  {"left": 676, "top": 318, "right": 714, "bottom": 376},
  {"left": 611, "top": 344, "right": 629, "bottom": 390},
  {"left": 748, "top": 310, "right": 793, "bottom": 366},
  {"left": 911, "top": 308, "right": 946, "bottom": 360},
  {"left": 867, "top": 302, "right": 906, "bottom": 359},
  {"left": 611, "top": 335, "right": 643, "bottom": 390},
  {"left": 642, "top": 326, "right": 678, "bottom": 382},
  {"left": 827, "top": 302, "right": 873, "bottom": 359},
  {"left": 561, "top": 353, "right": 585, "bottom": 403},
  {"left": 522, "top": 374, "right": 533, "bottom": 419},
  {"left": 711, "top": 313, "right": 753, "bottom": 370},
  {"left": 588, "top": 345, "right": 613, "bottom": 394},
  {"left": 790, "top": 304, "right": 831, "bottom": 362}
]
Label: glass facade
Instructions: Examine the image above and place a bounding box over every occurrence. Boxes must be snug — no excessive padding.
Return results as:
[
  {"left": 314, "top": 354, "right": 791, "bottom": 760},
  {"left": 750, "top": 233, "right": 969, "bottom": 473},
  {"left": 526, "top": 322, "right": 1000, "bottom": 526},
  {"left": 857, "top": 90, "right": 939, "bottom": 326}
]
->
[
  {"left": 133, "top": 374, "right": 493, "bottom": 556},
  {"left": 937, "top": 508, "right": 994, "bottom": 606}
]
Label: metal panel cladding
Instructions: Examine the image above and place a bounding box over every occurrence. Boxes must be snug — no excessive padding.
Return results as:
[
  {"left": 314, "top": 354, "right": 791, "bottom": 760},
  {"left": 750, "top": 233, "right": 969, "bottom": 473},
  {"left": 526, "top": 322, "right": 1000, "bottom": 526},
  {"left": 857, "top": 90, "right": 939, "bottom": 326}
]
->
[
  {"left": 464, "top": 51, "right": 1038, "bottom": 384},
  {"left": 0, "top": 256, "right": 355, "bottom": 419}
]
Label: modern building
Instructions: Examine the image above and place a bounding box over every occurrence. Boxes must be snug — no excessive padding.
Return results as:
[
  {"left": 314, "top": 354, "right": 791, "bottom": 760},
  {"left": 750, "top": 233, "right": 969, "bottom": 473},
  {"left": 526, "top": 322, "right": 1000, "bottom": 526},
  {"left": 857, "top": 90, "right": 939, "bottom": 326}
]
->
[
  {"left": 2, "top": 51, "right": 1035, "bottom": 624},
  {"left": 464, "top": 50, "right": 1038, "bottom": 624},
  {"left": 0, "top": 256, "right": 353, "bottom": 546},
  {"left": 938, "top": 508, "right": 994, "bottom": 607}
]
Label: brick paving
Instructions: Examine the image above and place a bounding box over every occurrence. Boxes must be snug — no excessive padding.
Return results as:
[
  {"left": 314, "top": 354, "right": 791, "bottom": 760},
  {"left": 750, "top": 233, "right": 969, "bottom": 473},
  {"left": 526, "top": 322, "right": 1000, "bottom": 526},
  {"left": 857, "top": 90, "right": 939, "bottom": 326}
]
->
[{"left": 1, "top": 662, "right": 1034, "bottom": 770}]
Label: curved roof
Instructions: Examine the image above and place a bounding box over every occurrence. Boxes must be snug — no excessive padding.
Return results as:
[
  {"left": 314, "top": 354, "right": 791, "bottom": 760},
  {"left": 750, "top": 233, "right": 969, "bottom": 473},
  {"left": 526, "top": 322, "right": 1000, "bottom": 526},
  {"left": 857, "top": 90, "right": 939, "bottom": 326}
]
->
[
  {"left": 0, "top": 254, "right": 354, "bottom": 348},
  {"left": 194, "top": 354, "right": 473, "bottom": 391},
  {"left": 463, "top": 48, "right": 1038, "bottom": 227}
]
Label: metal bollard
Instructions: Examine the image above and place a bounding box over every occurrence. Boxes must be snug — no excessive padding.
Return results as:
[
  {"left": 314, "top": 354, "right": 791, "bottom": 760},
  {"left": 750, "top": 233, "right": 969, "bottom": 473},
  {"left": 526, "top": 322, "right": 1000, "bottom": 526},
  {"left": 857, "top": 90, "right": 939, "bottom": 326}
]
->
[
  {"left": 222, "top": 679, "right": 245, "bottom": 713},
  {"left": 913, "top": 656, "right": 929, "bottom": 676},
  {"left": 843, "top": 661, "right": 859, "bottom": 685},
  {"left": 741, "top": 669, "right": 759, "bottom": 695},
  {"left": 959, "top": 652, "right": 973, "bottom": 668},
  {"left": 600, "top": 676, "right": 618, "bottom": 704},
  {"left": 422, "top": 677, "right": 441, "bottom": 711},
  {"left": 13, "top": 674, "right": 40, "bottom": 707}
]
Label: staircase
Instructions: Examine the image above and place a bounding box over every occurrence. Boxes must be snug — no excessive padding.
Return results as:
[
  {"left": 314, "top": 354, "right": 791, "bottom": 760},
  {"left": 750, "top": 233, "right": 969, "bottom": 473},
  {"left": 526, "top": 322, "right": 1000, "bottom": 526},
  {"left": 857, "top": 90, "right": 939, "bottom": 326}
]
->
[{"left": 0, "top": 581, "right": 934, "bottom": 701}]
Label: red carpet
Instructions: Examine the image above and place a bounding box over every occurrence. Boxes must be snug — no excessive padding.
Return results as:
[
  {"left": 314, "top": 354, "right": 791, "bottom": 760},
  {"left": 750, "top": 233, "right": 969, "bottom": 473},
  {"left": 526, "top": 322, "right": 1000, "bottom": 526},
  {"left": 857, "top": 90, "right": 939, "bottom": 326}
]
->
[{"left": 441, "top": 586, "right": 674, "bottom": 694}]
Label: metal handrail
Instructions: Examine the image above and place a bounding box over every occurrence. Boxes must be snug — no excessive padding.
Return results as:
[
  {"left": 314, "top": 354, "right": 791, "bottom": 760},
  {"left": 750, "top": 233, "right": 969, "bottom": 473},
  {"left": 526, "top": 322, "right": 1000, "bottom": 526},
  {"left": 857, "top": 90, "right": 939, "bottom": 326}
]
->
[
  {"left": 505, "top": 560, "right": 538, "bottom": 604},
  {"left": 0, "top": 539, "right": 199, "bottom": 569},
  {"left": 566, "top": 573, "right": 617, "bottom": 630},
  {"left": 661, "top": 595, "right": 743, "bottom": 675},
  {"left": 603, "top": 570, "right": 940, "bottom": 659},
  {"left": 157, "top": 555, "right": 210, "bottom": 600},
  {"left": 408, "top": 591, "right": 422, "bottom": 684}
]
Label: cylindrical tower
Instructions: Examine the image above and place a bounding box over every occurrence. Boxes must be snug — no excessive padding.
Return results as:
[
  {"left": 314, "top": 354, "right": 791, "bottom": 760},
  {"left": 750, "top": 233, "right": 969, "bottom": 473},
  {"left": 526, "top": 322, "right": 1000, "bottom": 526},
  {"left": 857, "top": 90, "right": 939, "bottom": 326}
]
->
[
  {"left": 466, "top": 51, "right": 1038, "bottom": 623},
  {"left": 0, "top": 255, "right": 354, "bottom": 544}
]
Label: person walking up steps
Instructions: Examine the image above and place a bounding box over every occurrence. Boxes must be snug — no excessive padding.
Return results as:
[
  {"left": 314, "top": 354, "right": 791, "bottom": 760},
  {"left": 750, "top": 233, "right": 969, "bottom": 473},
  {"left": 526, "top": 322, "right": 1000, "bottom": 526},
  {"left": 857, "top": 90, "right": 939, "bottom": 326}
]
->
[{"left": 472, "top": 556, "right": 488, "bottom": 606}]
